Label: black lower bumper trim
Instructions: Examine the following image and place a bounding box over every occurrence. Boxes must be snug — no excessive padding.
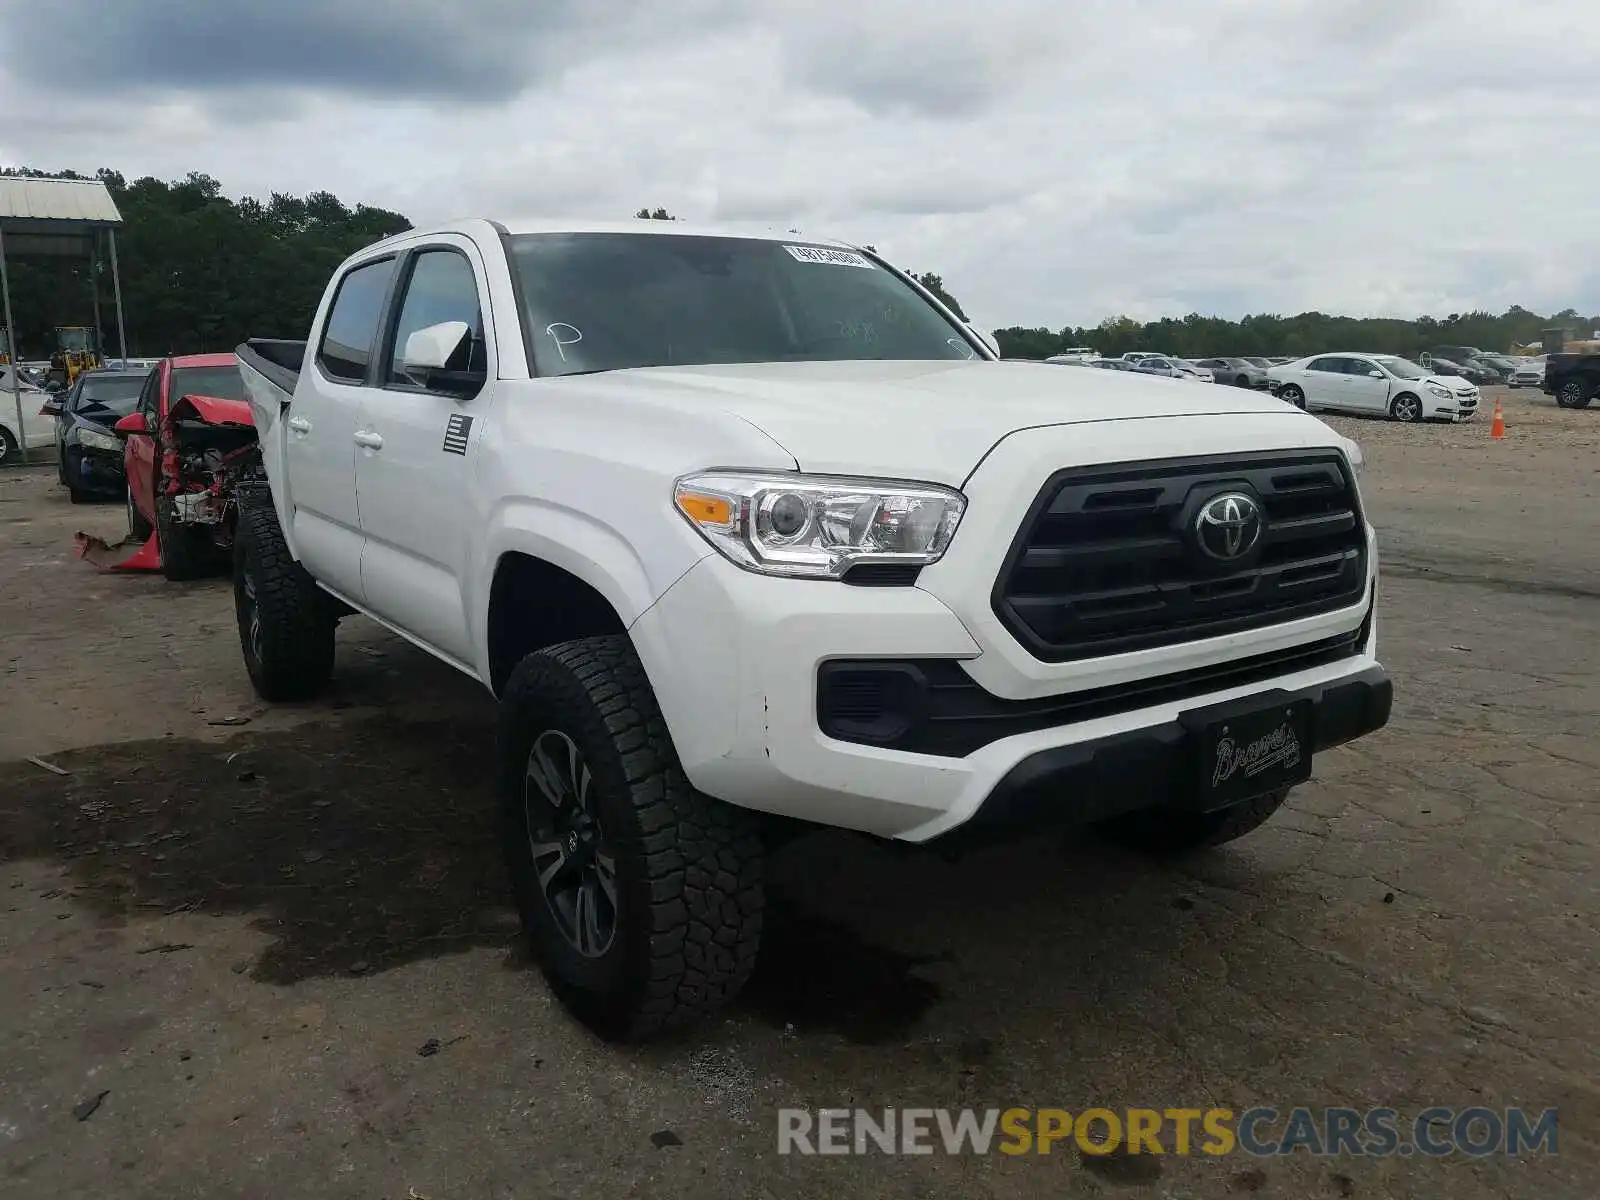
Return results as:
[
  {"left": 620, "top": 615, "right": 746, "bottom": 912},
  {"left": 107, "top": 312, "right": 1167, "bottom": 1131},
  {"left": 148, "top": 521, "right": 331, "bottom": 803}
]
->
[
  {"left": 64, "top": 447, "right": 127, "bottom": 494},
  {"left": 932, "top": 665, "right": 1392, "bottom": 845}
]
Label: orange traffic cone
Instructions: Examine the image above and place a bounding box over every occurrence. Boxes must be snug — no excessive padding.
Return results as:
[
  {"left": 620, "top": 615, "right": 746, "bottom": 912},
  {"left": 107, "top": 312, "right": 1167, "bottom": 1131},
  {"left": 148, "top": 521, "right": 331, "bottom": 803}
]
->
[{"left": 1490, "top": 398, "right": 1505, "bottom": 440}]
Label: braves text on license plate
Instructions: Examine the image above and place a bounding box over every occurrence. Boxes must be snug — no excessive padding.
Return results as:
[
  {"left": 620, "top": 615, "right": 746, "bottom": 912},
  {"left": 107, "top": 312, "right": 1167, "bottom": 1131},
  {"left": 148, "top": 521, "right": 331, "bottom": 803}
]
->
[{"left": 1186, "top": 698, "right": 1313, "bottom": 809}]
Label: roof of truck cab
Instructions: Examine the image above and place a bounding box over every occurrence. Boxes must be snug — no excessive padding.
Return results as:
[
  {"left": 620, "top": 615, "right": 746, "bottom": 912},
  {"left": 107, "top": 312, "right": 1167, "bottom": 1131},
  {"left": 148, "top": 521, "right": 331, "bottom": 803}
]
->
[
  {"left": 168, "top": 352, "right": 240, "bottom": 369},
  {"left": 403, "top": 217, "right": 860, "bottom": 248}
]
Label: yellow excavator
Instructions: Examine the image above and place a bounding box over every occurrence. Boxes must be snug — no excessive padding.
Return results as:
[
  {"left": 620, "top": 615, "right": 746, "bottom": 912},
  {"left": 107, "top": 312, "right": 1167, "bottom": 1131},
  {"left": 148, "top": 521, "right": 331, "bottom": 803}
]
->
[{"left": 46, "top": 326, "right": 101, "bottom": 387}]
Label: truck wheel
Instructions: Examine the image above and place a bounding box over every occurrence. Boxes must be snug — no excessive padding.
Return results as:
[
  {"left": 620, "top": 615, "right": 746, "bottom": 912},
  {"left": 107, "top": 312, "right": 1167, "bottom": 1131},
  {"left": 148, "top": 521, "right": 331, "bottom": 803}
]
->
[
  {"left": 1095, "top": 788, "right": 1289, "bottom": 855},
  {"left": 1556, "top": 380, "right": 1592, "bottom": 409},
  {"left": 499, "top": 634, "right": 764, "bottom": 1041},
  {"left": 1278, "top": 384, "right": 1305, "bottom": 408},
  {"left": 233, "top": 491, "right": 336, "bottom": 701}
]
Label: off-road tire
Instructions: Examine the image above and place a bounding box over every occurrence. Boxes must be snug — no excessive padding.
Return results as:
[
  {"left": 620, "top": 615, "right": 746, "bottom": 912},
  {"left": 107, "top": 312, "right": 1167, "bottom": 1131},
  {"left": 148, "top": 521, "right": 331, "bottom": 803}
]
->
[
  {"left": 126, "top": 487, "right": 153, "bottom": 542},
  {"left": 1556, "top": 379, "right": 1592, "bottom": 409},
  {"left": 499, "top": 634, "right": 764, "bottom": 1041},
  {"left": 1279, "top": 384, "right": 1305, "bottom": 409},
  {"left": 233, "top": 482, "right": 336, "bottom": 702},
  {"left": 1095, "top": 788, "right": 1290, "bottom": 856}
]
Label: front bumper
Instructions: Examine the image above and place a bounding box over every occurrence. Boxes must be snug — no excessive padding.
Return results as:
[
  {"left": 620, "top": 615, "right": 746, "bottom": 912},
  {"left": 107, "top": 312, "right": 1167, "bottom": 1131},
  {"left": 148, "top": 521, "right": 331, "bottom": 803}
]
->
[
  {"left": 1425, "top": 392, "right": 1479, "bottom": 421},
  {"left": 934, "top": 665, "right": 1390, "bottom": 846},
  {"left": 63, "top": 445, "right": 127, "bottom": 493},
  {"left": 632, "top": 548, "right": 1385, "bottom": 844}
]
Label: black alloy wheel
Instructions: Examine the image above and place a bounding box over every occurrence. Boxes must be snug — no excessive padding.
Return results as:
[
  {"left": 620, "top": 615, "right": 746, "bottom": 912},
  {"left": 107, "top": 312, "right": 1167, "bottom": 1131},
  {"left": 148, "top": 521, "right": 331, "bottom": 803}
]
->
[{"left": 523, "top": 729, "right": 619, "bottom": 959}]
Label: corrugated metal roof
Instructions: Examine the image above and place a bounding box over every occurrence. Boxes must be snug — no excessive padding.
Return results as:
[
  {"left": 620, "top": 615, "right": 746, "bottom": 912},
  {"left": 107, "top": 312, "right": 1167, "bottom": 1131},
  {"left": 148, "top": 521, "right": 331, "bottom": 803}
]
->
[{"left": 0, "top": 177, "right": 122, "bottom": 225}]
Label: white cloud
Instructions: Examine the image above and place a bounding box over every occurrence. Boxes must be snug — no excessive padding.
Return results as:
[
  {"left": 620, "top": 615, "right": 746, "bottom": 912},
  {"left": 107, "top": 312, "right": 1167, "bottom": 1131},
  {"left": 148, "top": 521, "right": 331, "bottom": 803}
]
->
[{"left": 0, "top": 0, "right": 1595, "bottom": 327}]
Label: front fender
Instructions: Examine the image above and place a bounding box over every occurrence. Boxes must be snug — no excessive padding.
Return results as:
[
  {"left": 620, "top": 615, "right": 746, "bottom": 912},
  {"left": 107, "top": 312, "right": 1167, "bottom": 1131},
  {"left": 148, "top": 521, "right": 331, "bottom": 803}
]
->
[{"left": 475, "top": 496, "right": 711, "bottom": 675}]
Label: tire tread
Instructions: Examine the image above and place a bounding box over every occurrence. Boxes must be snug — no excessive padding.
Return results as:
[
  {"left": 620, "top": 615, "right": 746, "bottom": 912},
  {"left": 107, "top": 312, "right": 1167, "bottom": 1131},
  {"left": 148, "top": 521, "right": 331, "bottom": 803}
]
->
[
  {"left": 500, "top": 634, "right": 763, "bottom": 1039},
  {"left": 234, "top": 470, "right": 335, "bottom": 701}
]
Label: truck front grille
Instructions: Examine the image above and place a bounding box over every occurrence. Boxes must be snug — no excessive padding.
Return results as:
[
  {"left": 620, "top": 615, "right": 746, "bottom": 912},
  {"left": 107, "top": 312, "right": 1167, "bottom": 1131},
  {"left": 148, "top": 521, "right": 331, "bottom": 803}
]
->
[{"left": 992, "top": 451, "right": 1368, "bottom": 662}]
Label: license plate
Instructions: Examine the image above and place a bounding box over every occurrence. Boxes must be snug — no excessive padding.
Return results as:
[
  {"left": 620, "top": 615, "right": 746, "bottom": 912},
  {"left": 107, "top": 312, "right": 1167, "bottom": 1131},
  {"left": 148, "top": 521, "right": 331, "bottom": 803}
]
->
[{"left": 1181, "top": 696, "right": 1313, "bottom": 811}]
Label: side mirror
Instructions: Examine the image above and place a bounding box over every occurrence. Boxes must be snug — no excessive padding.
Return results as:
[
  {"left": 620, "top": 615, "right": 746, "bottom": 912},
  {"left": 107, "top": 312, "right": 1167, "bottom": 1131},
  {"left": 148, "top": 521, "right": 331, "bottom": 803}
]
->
[
  {"left": 39, "top": 397, "right": 63, "bottom": 416},
  {"left": 965, "top": 323, "right": 1001, "bottom": 359},
  {"left": 113, "top": 411, "right": 149, "bottom": 437},
  {"left": 1368, "top": 370, "right": 1384, "bottom": 379},
  {"left": 401, "top": 320, "right": 485, "bottom": 397},
  {"left": 402, "top": 320, "right": 470, "bottom": 373}
]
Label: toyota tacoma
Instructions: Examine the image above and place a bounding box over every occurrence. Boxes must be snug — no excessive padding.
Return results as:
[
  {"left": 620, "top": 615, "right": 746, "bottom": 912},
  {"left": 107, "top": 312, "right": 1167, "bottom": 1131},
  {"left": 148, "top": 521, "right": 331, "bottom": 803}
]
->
[{"left": 234, "top": 219, "right": 1392, "bottom": 1039}]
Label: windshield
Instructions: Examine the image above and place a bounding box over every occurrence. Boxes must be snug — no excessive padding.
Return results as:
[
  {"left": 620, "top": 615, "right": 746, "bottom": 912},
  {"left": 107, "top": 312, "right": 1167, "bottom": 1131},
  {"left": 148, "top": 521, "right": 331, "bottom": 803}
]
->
[
  {"left": 57, "top": 328, "right": 94, "bottom": 352},
  {"left": 1373, "top": 356, "right": 1428, "bottom": 380},
  {"left": 76, "top": 375, "right": 145, "bottom": 416},
  {"left": 171, "top": 365, "right": 245, "bottom": 404},
  {"left": 507, "top": 233, "right": 977, "bottom": 377}
]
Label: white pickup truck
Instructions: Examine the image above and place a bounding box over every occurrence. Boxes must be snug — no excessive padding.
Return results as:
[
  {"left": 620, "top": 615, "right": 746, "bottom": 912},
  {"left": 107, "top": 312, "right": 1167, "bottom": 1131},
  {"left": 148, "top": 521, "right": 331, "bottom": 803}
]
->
[{"left": 235, "top": 218, "right": 1392, "bottom": 1039}]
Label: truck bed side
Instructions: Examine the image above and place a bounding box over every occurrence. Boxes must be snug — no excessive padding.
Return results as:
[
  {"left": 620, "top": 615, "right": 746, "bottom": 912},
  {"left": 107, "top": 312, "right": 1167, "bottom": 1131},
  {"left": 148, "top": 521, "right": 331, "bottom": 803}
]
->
[
  {"left": 235, "top": 339, "right": 309, "bottom": 545},
  {"left": 238, "top": 339, "right": 305, "bottom": 399}
]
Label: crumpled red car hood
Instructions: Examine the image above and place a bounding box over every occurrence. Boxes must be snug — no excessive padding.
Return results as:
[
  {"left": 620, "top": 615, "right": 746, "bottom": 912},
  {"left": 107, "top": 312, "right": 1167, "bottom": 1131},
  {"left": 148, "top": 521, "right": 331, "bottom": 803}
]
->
[{"left": 172, "top": 393, "right": 254, "bottom": 426}]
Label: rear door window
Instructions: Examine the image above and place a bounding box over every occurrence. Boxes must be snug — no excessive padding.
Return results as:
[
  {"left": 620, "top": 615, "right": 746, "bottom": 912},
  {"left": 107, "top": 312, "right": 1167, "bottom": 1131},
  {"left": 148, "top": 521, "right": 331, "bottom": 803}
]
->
[{"left": 318, "top": 258, "right": 396, "bottom": 383}]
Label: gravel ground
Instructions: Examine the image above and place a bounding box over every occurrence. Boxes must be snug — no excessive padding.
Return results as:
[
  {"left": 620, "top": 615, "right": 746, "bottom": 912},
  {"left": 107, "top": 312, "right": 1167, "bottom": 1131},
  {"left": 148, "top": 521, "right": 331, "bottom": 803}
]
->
[{"left": 1, "top": 385, "right": 1596, "bottom": 1199}]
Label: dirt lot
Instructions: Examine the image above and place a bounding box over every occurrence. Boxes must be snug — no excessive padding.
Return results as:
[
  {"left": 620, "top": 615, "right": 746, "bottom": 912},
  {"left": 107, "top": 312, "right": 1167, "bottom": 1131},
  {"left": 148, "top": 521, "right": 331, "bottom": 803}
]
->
[{"left": 2, "top": 387, "right": 1597, "bottom": 1199}]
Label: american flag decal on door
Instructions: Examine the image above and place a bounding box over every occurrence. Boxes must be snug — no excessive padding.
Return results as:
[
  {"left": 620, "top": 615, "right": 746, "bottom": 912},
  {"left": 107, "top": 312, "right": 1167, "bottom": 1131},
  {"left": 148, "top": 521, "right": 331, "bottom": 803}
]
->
[{"left": 442, "top": 413, "right": 473, "bottom": 455}]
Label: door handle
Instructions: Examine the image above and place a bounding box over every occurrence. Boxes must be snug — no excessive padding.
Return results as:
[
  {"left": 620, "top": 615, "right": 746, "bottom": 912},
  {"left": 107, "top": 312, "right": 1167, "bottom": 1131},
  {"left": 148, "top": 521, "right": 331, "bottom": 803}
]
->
[
  {"left": 353, "top": 430, "right": 384, "bottom": 450},
  {"left": 287, "top": 416, "right": 311, "bottom": 434}
]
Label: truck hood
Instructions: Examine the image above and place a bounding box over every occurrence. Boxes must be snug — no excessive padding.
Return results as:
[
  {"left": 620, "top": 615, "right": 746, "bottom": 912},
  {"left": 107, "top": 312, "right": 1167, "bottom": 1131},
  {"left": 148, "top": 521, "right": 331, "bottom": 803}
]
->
[{"left": 575, "top": 360, "right": 1307, "bottom": 485}]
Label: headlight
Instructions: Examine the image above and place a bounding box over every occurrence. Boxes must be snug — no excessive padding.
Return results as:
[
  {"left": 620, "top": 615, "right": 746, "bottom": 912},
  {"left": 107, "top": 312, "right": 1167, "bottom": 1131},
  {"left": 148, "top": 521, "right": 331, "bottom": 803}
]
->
[
  {"left": 75, "top": 428, "right": 122, "bottom": 452},
  {"left": 673, "top": 471, "right": 966, "bottom": 579},
  {"left": 1425, "top": 383, "right": 1451, "bottom": 398},
  {"left": 1341, "top": 437, "right": 1365, "bottom": 480}
]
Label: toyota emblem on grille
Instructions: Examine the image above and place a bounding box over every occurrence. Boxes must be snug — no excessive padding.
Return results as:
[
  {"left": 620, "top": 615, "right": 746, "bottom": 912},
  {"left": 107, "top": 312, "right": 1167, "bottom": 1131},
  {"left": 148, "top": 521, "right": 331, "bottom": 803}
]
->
[{"left": 1195, "top": 492, "right": 1263, "bottom": 561}]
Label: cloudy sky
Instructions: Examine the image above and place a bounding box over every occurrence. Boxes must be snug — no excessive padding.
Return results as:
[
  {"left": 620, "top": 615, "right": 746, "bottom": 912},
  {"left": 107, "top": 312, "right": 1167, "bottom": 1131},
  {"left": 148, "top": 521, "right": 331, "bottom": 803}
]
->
[{"left": 0, "top": 0, "right": 1595, "bottom": 329}]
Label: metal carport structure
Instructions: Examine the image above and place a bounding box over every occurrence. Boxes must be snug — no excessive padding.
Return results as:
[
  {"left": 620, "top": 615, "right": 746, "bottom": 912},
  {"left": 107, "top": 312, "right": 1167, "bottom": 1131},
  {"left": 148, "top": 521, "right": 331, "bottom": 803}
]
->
[{"left": 0, "top": 177, "right": 130, "bottom": 465}]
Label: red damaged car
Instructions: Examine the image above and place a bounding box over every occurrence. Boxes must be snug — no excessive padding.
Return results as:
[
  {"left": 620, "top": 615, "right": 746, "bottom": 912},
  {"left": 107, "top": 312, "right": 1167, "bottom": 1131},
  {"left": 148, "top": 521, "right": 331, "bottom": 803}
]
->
[{"left": 113, "top": 352, "right": 258, "bottom": 580}]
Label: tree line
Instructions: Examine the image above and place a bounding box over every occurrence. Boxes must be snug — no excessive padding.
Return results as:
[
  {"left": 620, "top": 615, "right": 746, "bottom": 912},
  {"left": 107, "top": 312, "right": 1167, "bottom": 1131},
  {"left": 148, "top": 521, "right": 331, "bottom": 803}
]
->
[
  {"left": 1, "top": 167, "right": 410, "bottom": 357},
  {"left": 2, "top": 169, "right": 1587, "bottom": 362},
  {"left": 994, "top": 307, "right": 1596, "bottom": 362}
]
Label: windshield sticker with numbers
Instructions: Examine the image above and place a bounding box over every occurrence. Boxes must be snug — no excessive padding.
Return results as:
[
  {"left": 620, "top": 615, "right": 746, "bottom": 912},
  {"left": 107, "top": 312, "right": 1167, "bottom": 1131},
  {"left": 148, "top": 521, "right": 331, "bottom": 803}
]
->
[{"left": 783, "top": 245, "right": 875, "bottom": 268}]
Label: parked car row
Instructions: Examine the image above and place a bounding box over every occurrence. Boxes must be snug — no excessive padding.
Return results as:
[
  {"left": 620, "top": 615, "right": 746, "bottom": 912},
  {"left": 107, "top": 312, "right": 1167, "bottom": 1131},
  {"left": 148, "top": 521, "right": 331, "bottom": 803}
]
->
[
  {"left": 1041, "top": 345, "right": 1549, "bottom": 392},
  {"left": 1046, "top": 352, "right": 1223, "bottom": 384}
]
